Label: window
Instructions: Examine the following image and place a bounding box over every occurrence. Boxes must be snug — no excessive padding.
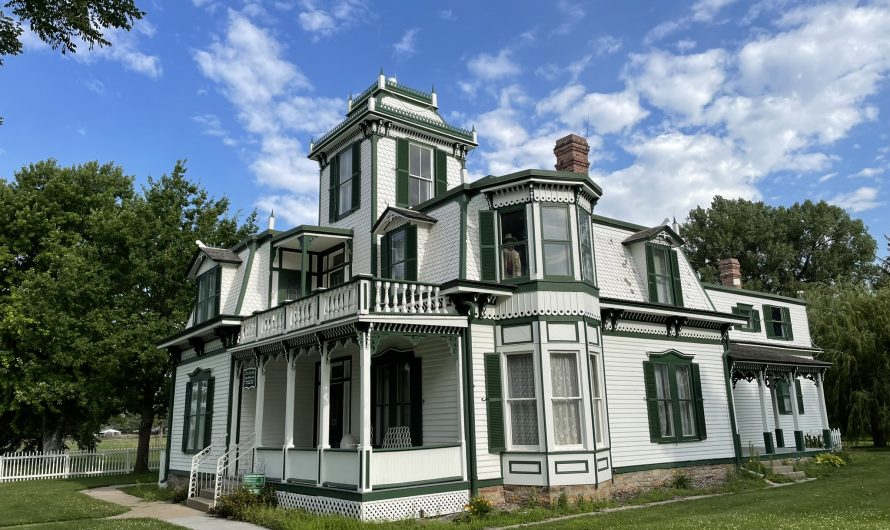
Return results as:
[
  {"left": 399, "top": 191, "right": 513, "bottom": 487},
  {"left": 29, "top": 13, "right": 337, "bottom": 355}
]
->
[
  {"left": 277, "top": 269, "right": 301, "bottom": 303},
  {"left": 763, "top": 305, "right": 793, "bottom": 340},
  {"left": 775, "top": 379, "right": 804, "bottom": 415},
  {"left": 499, "top": 208, "right": 529, "bottom": 280},
  {"left": 182, "top": 369, "right": 214, "bottom": 453},
  {"left": 589, "top": 352, "right": 606, "bottom": 445},
  {"left": 195, "top": 267, "right": 220, "bottom": 324},
  {"left": 506, "top": 353, "right": 539, "bottom": 446},
  {"left": 643, "top": 351, "right": 706, "bottom": 443},
  {"left": 328, "top": 142, "right": 361, "bottom": 221},
  {"left": 645, "top": 244, "right": 683, "bottom": 306},
  {"left": 578, "top": 209, "right": 595, "bottom": 284},
  {"left": 551, "top": 353, "right": 582, "bottom": 446},
  {"left": 542, "top": 205, "right": 573, "bottom": 278},
  {"left": 382, "top": 226, "right": 416, "bottom": 281},
  {"left": 327, "top": 248, "right": 348, "bottom": 287},
  {"left": 313, "top": 358, "right": 352, "bottom": 447},
  {"left": 371, "top": 351, "right": 421, "bottom": 447},
  {"left": 731, "top": 303, "right": 761, "bottom": 332},
  {"left": 409, "top": 144, "right": 432, "bottom": 207}
]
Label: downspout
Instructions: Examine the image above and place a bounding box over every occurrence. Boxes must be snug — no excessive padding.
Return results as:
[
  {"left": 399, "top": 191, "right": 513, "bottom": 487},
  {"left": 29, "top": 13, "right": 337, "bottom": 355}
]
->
[
  {"left": 458, "top": 302, "right": 478, "bottom": 496},
  {"left": 161, "top": 359, "right": 177, "bottom": 483}
]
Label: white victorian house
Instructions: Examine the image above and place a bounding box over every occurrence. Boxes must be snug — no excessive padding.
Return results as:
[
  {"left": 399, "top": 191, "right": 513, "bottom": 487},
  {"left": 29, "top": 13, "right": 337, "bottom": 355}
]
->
[{"left": 158, "top": 74, "right": 834, "bottom": 521}]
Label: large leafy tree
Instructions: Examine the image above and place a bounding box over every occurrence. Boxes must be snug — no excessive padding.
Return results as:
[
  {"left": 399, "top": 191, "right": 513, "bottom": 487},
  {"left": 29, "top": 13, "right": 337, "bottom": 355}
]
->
[
  {"left": 807, "top": 283, "right": 890, "bottom": 447},
  {"left": 683, "top": 197, "right": 878, "bottom": 296}
]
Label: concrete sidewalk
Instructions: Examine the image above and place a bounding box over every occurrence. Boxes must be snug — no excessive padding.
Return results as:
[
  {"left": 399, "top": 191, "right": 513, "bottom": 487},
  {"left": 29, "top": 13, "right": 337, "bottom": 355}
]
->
[{"left": 83, "top": 485, "right": 266, "bottom": 530}]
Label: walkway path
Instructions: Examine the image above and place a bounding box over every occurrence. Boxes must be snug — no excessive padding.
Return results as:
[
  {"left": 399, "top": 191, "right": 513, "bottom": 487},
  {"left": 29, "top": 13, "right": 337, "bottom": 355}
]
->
[{"left": 83, "top": 486, "right": 265, "bottom": 530}]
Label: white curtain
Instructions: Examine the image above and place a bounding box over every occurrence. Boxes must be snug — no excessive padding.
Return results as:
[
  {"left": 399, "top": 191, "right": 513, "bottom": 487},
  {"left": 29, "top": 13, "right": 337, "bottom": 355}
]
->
[
  {"left": 508, "top": 354, "right": 538, "bottom": 446},
  {"left": 551, "top": 353, "right": 581, "bottom": 445}
]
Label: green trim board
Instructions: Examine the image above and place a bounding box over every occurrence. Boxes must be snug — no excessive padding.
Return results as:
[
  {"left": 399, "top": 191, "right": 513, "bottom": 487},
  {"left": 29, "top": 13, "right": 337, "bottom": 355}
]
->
[
  {"left": 233, "top": 242, "right": 256, "bottom": 315},
  {"left": 554, "top": 460, "right": 589, "bottom": 474},
  {"left": 507, "top": 460, "right": 543, "bottom": 475},
  {"left": 475, "top": 478, "right": 504, "bottom": 489},
  {"left": 374, "top": 476, "right": 463, "bottom": 491},
  {"left": 274, "top": 478, "right": 469, "bottom": 502},
  {"left": 590, "top": 213, "right": 648, "bottom": 233},
  {"left": 511, "top": 279, "right": 599, "bottom": 296},
  {"left": 703, "top": 283, "right": 808, "bottom": 305},
  {"left": 602, "top": 329, "right": 723, "bottom": 345},
  {"left": 613, "top": 457, "right": 736, "bottom": 474}
]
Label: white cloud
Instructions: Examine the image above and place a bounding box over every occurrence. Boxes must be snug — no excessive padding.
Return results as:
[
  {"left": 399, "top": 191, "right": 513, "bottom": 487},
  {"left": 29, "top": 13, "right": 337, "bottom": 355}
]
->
[
  {"left": 438, "top": 9, "right": 456, "bottom": 21},
  {"left": 850, "top": 167, "right": 886, "bottom": 179},
  {"left": 192, "top": 114, "right": 238, "bottom": 146},
  {"left": 691, "top": 0, "right": 737, "bottom": 22},
  {"left": 393, "top": 28, "right": 419, "bottom": 59},
  {"left": 818, "top": 172, "right": 837, "bottom": 183},
  {"left": 194, "top": 9, "right": 345, "bottom": 226},
  {"left": 676, "top": 39, "right": 697, "bottom": 52},
  {"left": 297, "top": 0, "right": 370, "bottom": 40},
  {"left": 83, "top": 79, "right": 106, "bottom": 95},
  {"left": 467, "top": 49, "right": 521, "bottom": 81},
  {"left": 829, "top": 186, "right": 882, "bottom": 212},
  {"left": 255, "top": 194, "right": 319, "bottom": 226},
  {"left": 40, "top": 19, "right": 163, "bottom": 78},
  {"left": 594, "top": 36, "right": 622, "bottom": 56},
  {"left": 626, "top": 49, "right": 728, "bottom": 119},
  {"left": 536, "top": 84, "right": 648, "bottom": 134},
  {"left": 645, "top": 0, "right": 736, "bottom": 44}
]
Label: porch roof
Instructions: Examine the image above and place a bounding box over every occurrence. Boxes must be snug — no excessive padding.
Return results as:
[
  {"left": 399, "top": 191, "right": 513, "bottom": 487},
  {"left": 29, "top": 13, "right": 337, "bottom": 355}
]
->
[{"left": 728, "top": 342, "right": 831, "bottom": 369}]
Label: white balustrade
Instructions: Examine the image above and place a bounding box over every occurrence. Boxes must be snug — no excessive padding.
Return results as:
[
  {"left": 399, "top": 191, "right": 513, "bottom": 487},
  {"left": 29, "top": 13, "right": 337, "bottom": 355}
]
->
[
  {"left": 373, "top": 281, "right": 452, "bottom": 314},
  {"left": 257, "top": 306, "right": 286, "bottom": 340},
  {"left": 286, "top": 298, "right": 315, "bottom": 332},
  {"left": 0, "top": 448, "right": 163, "bottom": 483}
]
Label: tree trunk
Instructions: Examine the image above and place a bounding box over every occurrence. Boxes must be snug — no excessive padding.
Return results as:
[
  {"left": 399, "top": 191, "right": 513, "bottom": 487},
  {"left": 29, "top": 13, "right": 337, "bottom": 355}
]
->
[
  {"left": 41, "top": 421, "right": 64, "bottom": 453},
  {"left": 134, "top": 385, "right": 156, "bottom": 473}
]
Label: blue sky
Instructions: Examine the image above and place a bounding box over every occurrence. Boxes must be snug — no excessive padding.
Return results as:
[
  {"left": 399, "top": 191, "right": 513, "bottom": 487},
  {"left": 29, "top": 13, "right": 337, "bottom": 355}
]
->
[{"left": 1, "top": 0, "right": 889, "bottom": 243}]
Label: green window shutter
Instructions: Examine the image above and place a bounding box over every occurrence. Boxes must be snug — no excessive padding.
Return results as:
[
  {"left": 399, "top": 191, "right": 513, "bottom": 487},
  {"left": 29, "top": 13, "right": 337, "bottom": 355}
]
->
[
  {"left": 795, "top": 379, "right": 804, "bottom": 414},
  {"left": 483, "top": 353, "right": 505, "bottom": 453},
  {"left": 763, "top": 305, "right": 775, "bottom": 338},
  {"left": 396, "top": 138, "right": 409, "bottom": 207},
  {"left": 406, "top": 225, "right": 417, "bottom": 281},
  {"left": 410, "top": 357, "right": 423, "bottom": 446},
  {"left": 669, "top": 250, "right": 684, "bottom": 307},
  {"left": 435, "top": 148, "right": 447, "bottom": 196},
  {"left": 352, "top": 142, "right": 362, "bottom": 210},
  {"left": 328, "top": 156, "right": 339, "bottom": 222},
  {"left": 752, "top": 309, "right": 762, "bottom": 332},
  {"left": 645, "top": 245, "right": 658, "bottom": 302},
  {"left": 782, "top": 307, "right": 794, "bottom": 340},
  {"left": 479, "top": 211, "right": 496, "bottom": 281},
  {"left": 203, "top": 377, "right": 214, "bottom": 448},
  {"left": 182, "top": 381, "right": 193, "bottom": 452},
  {"left": 381, "top": 233, "right": 391, "bottom": 279},
  {"left": 643, "top": 361, "right": 662, "bottom": 441},
  {"left": 777, "top": 381, "right": 789, "bottom": 414},
  {"left": 691, "top": 363, "right": 707, "bottom": 440}
]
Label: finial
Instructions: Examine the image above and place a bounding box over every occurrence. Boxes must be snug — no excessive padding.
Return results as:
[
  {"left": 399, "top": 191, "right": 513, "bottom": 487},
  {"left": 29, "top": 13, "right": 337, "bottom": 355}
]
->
[
  {"left": 379, "top": 66, "right": 384, "bottom": 75},
  {"left": 431, "top": 84, "right": 436, "bottom": 93},
  {"left": 471, "top": 124, "right": 476, "bottom": 132}
]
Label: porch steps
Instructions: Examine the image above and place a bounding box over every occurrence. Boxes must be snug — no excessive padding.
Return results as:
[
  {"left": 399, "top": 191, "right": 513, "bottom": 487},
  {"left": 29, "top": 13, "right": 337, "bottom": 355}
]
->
[
  {"left": 186, "top": 489, "right": 216, "bottom": 512},
  {"left": 766, "top": 461, "right": 806, "bottom": 481}
]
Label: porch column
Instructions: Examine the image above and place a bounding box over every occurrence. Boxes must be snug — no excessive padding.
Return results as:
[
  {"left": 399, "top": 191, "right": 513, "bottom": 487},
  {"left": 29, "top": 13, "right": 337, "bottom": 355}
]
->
[
  {"left": 770, "top": 384, "right": 784, "bottom": 448},
  {"left": 282, "top": 352, "right": 297, "bottom": 479},
  {"left": 229, "top": 361, "right": 242, "bottom": 448},
  {"left": 254, "top": 358, "right": 267, "bottom": 446},
  {"left": 316, "top": 342, "right": 331, "bottom": 486},
  {"left": 358, "top": 328, "right": 373, "bottom": 492},
  {"left": 816, "top": 372, "right": 832, "bottom": 448},
  {"left": 756, "top": 371, "right": 774, "bottom": 454},
  {"left": 788, "top": 374, "right": 803, "bottom": 451},
  {"left": 455, "top": 335, "right": 467, "bottom": 481}
]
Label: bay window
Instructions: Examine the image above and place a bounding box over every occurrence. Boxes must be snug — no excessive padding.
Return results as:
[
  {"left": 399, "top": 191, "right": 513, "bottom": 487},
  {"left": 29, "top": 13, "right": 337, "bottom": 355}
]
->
[
  {"left": 506, "top": 353, "right": 539, "bottom": 446},
  {"left": 541, "top": 205, "right": 573, "bottom": 278},
  {"left": 550, "top": 352, "right": 582, "bottom": 446}
]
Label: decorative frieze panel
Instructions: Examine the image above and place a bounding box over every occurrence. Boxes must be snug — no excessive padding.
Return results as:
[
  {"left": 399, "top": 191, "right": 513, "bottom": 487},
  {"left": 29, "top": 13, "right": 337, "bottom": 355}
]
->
[{"left": 491, "top": 289, "right": 600, "bottom": 321}]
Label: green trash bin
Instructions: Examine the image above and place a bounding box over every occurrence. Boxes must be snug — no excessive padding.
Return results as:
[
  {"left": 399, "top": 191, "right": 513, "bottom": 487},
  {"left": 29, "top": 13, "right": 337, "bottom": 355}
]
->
[{"left": 243, "top": 474, "right": 265, "bottom": 494}]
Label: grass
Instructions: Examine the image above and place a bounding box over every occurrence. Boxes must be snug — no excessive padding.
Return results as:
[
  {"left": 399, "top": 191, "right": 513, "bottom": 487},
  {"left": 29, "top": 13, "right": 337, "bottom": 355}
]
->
[
  {"left": 119, "top": 483, "right": 177, "bottom": 502},
  {"left": 25, "top": 520, "right": 183, "bottom": 529},
  {"left": 67, "top": 434, "right": 166, "bottom": 451},
  {"left": 0, "top": 472, "right": 157, "bottom": 528},
  {"left": 229, "top": 449, "right": 890, "bottom": 530}
]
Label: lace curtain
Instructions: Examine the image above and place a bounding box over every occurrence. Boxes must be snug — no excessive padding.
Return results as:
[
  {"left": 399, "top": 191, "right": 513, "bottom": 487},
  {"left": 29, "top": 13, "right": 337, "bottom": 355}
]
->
[
  {"left": 507, "top": 354, "right": 539, "bottom": 446},
  {"left": 551, "top": 353, "right": 581, "bottom": 445}
]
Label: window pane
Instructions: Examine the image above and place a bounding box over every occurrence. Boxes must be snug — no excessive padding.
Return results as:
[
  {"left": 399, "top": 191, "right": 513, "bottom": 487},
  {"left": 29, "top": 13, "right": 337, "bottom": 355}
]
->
[
  {"left": 392, "top": 262, "right": 405, "bottom": 280},
  {"left": 510, "top": 400, "right": 539, "bottom": 446},
  {"left": 409, "top": 177, "right": 431, "bottom": 206},
  {"left": 680, "top": 401, "right": 696, "bottom": 436},
  {"left": 541, "top": 206, "right": 568, "bottom": 240},
  {"left": 550, "top": 353, "right": 579, "bottom": 398},
  {"left": 409, "top": 145, "right": 421, "bottom": 176},
  {"left": 553, "top": 400, "right": 582, "bottom": 445},
  {"left": 339, "top": 150, "right": 352, "bottom": 183},
  {"left": 773, "top": 322, "right": 784, "bottom": 337},
  {"left": 659, "top": 401, "right": 674, "bottom": 437},
  {"left": 391, "top": 231, "right": 405, "bottom": 263},
  {"left": 421, "top": 147, "right": 431, "bottom": 179},
  {"left": 501, "top": 243, "right": 527, "bottom": 279},
  {"left": 654, "top": 365, "right": 670, "bottom": 399},
  {"left": 507, "top": 354, "right": 535, "bottom": 398},
  {"left": 675, "top": 366, "right": 692, "bottom": 399},
  {"left": 590, "top": 355, "right": 601, "bottom": 398},
  {"left": 656, "top": 276, "right": 673, "bottom": 304},
  {"left": 500, "top": 209, "right": 527, "bottom": 241},
  {"left": 653, "top": 248, "right": 670, "bottom": 276},
  {"left": 339, "top": 178, "right": 352, "bottom": 214},
  {"left": 187, "top": 416, "right": 197, "bottom": 450},
  {"left": 543, "top": 242, "right": 570, "bottom": 276},
  {"left": 771, "top": 307, "right": 783, "bottom": 322}
]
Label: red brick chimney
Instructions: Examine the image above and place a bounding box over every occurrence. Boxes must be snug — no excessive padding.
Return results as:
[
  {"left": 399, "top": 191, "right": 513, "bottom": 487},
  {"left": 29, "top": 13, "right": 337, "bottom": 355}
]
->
[
  {"left": 554, "top": 134, "right": 590, "bottom": 173},
  {"left": 718, "top": 258, "right": 742, "bottom": 288}
]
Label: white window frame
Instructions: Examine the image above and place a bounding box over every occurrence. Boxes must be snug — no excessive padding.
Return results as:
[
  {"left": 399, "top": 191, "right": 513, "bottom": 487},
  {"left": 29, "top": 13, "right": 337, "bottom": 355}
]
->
[
  {"left": 408, "top": 143, "right": 433, "bottom": 206},
  {"left": 504, "top": 351, "right": 541, "bottom": 450},
  {"left": 549, "top": 350, "right": 584, "bottom": 449},
  {"left": 589, "top": 350, "right": 607, "bottom": 447}
]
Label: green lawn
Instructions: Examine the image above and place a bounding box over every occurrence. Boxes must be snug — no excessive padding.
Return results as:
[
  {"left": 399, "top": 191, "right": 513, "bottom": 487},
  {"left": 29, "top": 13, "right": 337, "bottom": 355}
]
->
[
  {"left": 532, "top": 449, "right": 890, "bottom": 530},
  {"left": 25, "top": 520, "right": 183, "bottom": 529},
  {"left": 67, "top": 434, "right": 166, "bottom": 451},
  {"left": 120, "top": 483, "right": 178, "bottom": 502},
  {"left": 0, "top": 472, "right": 161, "bottom": 528}
]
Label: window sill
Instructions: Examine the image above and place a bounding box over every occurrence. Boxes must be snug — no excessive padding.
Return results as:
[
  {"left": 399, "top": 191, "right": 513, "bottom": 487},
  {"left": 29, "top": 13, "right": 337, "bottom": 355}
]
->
[
  {"left": 332, "top": 205, "right": 360, "bottom": 222},
  {"left": 651, "top": 437, "right": 705, "bottom": 444}
]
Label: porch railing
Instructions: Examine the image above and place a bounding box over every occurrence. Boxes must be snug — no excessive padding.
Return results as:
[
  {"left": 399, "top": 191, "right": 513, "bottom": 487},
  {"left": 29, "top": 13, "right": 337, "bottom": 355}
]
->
[
  {"left": 370, "top": 445, "right": 461, "bottom": 488},
  {"left": 213, "top": 435, "right": 256, "bottom": 507},
  {"left": 187, "top": 445, "right": 215, "bottom": 500},
  {"left": 237, "top": 277, "right": 456, "bottom": 346}
]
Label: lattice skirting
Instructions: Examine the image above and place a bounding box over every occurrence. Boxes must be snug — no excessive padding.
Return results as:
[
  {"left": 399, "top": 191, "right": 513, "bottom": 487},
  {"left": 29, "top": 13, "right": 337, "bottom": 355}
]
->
[{"left": 276, "top": 489, "right": 469, "bottom": 521}]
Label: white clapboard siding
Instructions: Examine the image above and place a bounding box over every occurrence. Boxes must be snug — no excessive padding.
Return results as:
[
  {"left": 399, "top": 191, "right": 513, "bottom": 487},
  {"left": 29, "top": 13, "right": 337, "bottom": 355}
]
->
[
  {"left": 261, "top": 358, "right": 287, "bottom": 447},
  {"left": 471, "top": 323, "right": 502, "bottom": 480},
  {"left": 238, "top": 387, "right": 256, "bottom": 444},
  {"left": 602, "top": 335, "right": 735, "bottom": 468},
  {"left": 169, "top": 353, "right": 232, "bottom": 473},
  {"left": 705, "top": 287, "right": 813, "bottom": 348},
  {"left": 417, "top": 336, "right": 460, "bottom": 444}
]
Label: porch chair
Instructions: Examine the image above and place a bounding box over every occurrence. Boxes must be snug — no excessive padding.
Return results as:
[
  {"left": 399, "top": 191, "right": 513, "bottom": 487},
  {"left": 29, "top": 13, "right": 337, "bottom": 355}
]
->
[{"left": 381, "top": 426, "right": 412, "bottom": 448}]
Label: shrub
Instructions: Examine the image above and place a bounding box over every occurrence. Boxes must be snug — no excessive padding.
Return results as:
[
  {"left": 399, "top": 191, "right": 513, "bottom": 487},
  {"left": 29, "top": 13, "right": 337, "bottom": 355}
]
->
[
  {"left": 170, "top": 485, "right": 188, "bottom": 504},
  {"left": 211, "top": 485, "right": 277, "bottom": 520},
  {"left": 804, "top": 433, "right": 825, "bottom": 449},
  {"left": 554, "top": 492, "right": 569, "bottom": 511},
  {"left": 464, "top": 495, "right": 494, "bottom": 517},
  {"left": 522, "top": 490, "right": 540, "bottom": 508},
  {"left": 742, "top": 458, "right": 768, "bottom": 476},
  {"left": 668, "top": 470, "right": 693, "bottom": 490},
  {"left": 814, "top": 453, "right": 846, "bottom": 467}
]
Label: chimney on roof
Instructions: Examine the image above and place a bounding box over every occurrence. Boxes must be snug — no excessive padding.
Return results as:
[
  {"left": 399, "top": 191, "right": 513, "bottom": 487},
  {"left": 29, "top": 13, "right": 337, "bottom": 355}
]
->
[
  {"left": 554, "top": 134, "right": 590, "bottom": 174},
  {"left": 718, "top": 258, "right": 742, "bottom": 289},
  {"left": 268, "top": 210, "right": 276, "bottom": 231}
]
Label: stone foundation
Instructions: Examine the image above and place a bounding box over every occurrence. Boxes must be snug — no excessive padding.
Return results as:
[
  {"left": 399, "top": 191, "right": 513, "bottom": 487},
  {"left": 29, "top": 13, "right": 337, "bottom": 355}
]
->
[
  {"left": 478, "top": 484, "right": 506, "bottom": 506},
  {"left": 611, "top": 464, "right": 732, "bottom": 498},
  {"left": 503, "top": 483, "right": 612, "bottom": 507}
]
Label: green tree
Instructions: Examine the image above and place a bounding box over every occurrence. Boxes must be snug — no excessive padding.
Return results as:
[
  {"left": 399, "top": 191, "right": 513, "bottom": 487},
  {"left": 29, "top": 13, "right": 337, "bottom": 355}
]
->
[
  {"left": 807, "top": 283, "right": 890, "bottom": 447},
  {"left": 108, "top": 161, "right": 256, "bottom": 472},
  {"left": 683, "top": 197, "right": 878, "bottom": 296}
]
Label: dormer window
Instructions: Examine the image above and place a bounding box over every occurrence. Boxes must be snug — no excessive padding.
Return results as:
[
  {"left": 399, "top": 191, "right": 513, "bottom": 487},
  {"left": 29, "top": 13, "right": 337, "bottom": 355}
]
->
[
  {"left": 645, "top": 244, "right": 683, "bottom": 306},
  {"left": 764, "top": 305, "right": 793, "bottom": 340},
  {"left": 195, "top": 266, "right": 220, "bottom": 324}
]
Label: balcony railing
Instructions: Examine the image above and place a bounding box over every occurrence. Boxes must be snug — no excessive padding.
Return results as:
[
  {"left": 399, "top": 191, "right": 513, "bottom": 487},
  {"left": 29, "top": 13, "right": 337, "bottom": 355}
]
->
[{"left": 237, "top": 276, "right": 457, "bottom": 346}]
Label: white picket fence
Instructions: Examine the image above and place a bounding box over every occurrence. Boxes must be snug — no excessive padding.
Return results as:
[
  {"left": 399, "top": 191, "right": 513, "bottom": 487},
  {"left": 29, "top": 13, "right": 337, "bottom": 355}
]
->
[
  {"left": 831, "top": 428, "right": 843, "bottom": 451},
  {"left": 0, "top": 447, "right": 163, "bottom": 483}
]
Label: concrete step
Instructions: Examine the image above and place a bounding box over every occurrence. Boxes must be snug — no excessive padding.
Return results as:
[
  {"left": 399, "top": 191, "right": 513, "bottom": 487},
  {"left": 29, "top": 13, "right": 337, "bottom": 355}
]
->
[
  {"left": 769, "top": 465, "right": 793, "bottom": 474},
  {"left": 199, "top": 488, "right": 215, "bottom": 500},
  {"left": 187, "top": 496, "right": 214, "bottom": 513}
]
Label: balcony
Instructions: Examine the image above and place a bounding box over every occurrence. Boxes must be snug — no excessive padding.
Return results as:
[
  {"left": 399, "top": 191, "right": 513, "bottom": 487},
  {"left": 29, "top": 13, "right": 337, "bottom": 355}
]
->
[{"left": 237, "top": 276, "right": 458, "bottom": 346}]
